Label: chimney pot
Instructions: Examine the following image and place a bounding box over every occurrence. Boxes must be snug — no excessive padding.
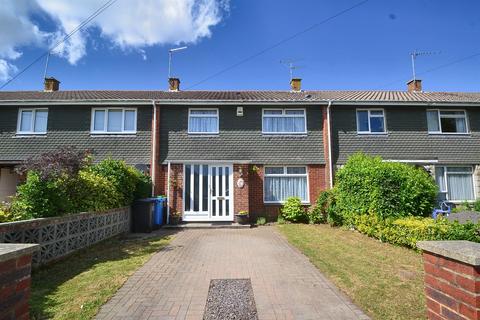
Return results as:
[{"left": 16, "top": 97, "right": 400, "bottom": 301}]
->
[
  {"left": 168, "top": 78, "right": 180, "bottom": 91},
  {"left": 407, "top": 79, "right": 422, "bottom": 92},
  {"left": 290, "top": 78, "right": 302, "bottom": 92},
  {"left": 44, "top": 77, "right": 60, "bottom": 92}
]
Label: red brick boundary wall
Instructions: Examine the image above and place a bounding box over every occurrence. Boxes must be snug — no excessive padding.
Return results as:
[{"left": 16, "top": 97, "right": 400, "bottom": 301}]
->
[
  {"left": 418, "top": 241, "right": 480, "bottom": 320},
  {"left": 0, "top": 243, "right": 39, "bottom": 320}
]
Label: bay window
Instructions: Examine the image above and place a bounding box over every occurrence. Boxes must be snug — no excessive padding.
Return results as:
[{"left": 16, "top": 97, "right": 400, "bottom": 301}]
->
[
  {"left": 427, "top": 110, "right": 468, "bottom": 134},
  {"left": 17, "top": 108, "right": 48, "bottom": 134},
  {"left": 264, "top": 166, "right": 308, "bottom": 203},
  {"left": 91, "top": 108, "right": 137, "bottom": 133},
  {"left": 262, "top": 109, "right": 306, "bottom": 134},
  {"left": 435, "top": 166, "right": 475, "bottom": 201},
  {"left": 188, "top": 109, "right": 219, "bottom": 134}
]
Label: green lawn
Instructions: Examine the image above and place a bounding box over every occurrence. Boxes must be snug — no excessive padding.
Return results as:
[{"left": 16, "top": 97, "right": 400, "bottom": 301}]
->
[
  {"left": 30, "top": 234, "right": 171, "bottom": 320},
  {"left": 278, "top": 224, "right": 425, "bottom": 320}
]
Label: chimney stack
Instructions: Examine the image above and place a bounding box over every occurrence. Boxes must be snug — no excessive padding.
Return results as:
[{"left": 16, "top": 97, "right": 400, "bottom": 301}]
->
[
  {"left": 407, "top": 79, "right": 422, "bottom": 92},
  {"left": 168, "top": 78, "right": 180, "bottom": 91},
  {"left": 290, "top": 78, "right": 302, "bottom": 92},
  {"left": 44, "top": 77, "right": 60, "bottom": 92}
]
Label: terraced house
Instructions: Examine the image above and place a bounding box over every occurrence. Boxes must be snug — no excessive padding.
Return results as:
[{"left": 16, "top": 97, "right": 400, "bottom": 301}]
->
[{"left": 0, "top": 77, "right": 479, "bottom": 222}]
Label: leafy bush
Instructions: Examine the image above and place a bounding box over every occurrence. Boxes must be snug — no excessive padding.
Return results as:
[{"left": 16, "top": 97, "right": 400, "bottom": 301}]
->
[
  {"left": 256, "top": 217, "right": 267, "bottom": 225},
  {"left": 353, "top": 214, "right": 480, "bottom": 249},
  {"left": 277, "top": 215, "right": 286, "bottom": 224},
  {"left": 475, "top": 200, "right": 480, "bottom": 212},
  {"left": 281, "top": 197, "right": 308, "bottom": 223},
  {"left": 334, "top": 153, "right": 438, "bottom": 225},
  {"left": 308, "top": 190, "right": 333, "bottom": 224}
]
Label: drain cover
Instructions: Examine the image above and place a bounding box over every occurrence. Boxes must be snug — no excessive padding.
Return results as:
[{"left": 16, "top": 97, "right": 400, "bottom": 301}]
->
[{"left": 203, "top": 279, "right": 258, "bottom": 320}]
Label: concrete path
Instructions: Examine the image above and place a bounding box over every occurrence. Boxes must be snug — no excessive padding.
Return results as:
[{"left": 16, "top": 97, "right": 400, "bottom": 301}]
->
[{"left": 96, "top": 227, "right": 369, "bottom": 320}]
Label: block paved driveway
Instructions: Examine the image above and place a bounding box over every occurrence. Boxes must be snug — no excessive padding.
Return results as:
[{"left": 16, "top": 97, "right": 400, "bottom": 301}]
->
[{"left": 96, "top": 227, "right": 369, "bottom": 320}]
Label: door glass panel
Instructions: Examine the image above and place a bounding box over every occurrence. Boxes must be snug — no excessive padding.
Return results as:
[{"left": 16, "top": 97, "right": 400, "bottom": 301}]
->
[
  {"left": 202, "top": 165, "right": 208, "bottom": 211},
  {"left": 212, "top": 200, "right": 216, "bottom": 216},
  {"left": 219, "top": 200, "right": 223, "bottom": 216},
  {"left": 219, "top": 167, "right": 223, "bottom": 196},
  {"left": 193, "top": 165, "right": 199, "bottom": 212},
  {"left": 225, "top": 167, "right": 229, "bottom": 196},
  {"left": 226, "top": 200, "right": 229, "bottom": 216},
  {"left": 185, "top": 165, "right": 191, "bottom": 211},
  {"left": 212, "top": 167, "right": 216, "bottom": 196}
]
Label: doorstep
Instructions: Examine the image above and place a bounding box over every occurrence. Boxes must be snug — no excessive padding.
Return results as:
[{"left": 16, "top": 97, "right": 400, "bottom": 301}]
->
[{"left": 163, "top": 222, "right": 251, "bottom": 229}]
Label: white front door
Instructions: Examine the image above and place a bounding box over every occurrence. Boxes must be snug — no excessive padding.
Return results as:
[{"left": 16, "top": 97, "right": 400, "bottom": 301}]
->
[{"left": 183, "top": 164, "right": 234, "bottom": 221}]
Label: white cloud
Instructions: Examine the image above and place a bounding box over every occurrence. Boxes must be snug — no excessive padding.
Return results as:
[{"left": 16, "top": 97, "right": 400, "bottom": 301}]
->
[{"left": 0, "top": 0, "right": 229, "bottom": 82}]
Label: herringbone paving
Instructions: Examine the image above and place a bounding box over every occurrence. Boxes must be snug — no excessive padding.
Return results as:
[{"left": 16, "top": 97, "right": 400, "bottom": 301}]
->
[{"left": 96, "top": 227, "right": 369, "bottom": 320}]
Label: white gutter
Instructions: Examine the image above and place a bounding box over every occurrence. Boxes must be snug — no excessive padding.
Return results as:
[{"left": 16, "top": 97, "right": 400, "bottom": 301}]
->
[
  {"left": 166, "top": 161, "right": 171, "bottom": 224},
  {"left": 151, "top": 100, "right": 157, "bottom": 197},
  {"left": 327, "top": 100, "right": 334, "bottom": 188}
]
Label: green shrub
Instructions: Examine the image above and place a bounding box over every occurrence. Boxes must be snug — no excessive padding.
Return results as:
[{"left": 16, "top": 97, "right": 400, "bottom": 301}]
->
[
  {"left": 133, "top": 172, "right": 152, "bottom": 199},
  {"left": 281, "top": 197, "right": 308, "bottom": 223},
  {"left": 308, "top": 190, "right": 333, "bottom": 224},
  {"left": 71, "top": 171, "right": 122, "bottom": 212},
  {"left": 334, "top": 153, "right": 437, "bottom": 225},
  {"left": 256, "top": 217, "right": 267, "bottom": 225},
  {"left": 474, "top": 199, "right": 480, "bottom": 212},
  {"left": 353, "top": 214, "right": 480, "bottom": 249},
  {"left": 277, "top": 215, "right": 286, "bottom": 224}
]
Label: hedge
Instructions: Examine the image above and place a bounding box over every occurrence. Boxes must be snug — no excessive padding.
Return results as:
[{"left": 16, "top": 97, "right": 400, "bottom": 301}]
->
[{"left": 353, "top": 214, "right": 480, "bottom": 249}]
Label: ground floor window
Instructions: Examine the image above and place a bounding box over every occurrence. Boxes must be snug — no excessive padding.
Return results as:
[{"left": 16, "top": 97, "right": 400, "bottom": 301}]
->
[
  {"left": 264, "top": 166, "right": 308, "bottom": 203},
  {"left": 435, "top": 166, "right": 475, "bottom": 201}
]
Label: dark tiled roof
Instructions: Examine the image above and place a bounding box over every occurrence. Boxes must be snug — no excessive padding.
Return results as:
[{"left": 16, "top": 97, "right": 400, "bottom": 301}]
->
[{"left": 0, "top": 90, "right": 480, "bottom": 103}]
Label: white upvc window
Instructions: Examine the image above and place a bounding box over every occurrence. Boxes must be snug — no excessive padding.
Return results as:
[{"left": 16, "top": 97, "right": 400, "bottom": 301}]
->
[
  {"left": 17, "top": 108, "right": 48, "bottom": 134},
  {"left": 188, "top": 108, "right": 219, "bottom": 134},
  {"left": 435, "top": 166, "right": 475, "bottom": 201},
  {"left": 262, "top": 108, "right": 307, "bottom": 134},
  {"left": 356, "top": 108, "right": 386, "bottom": 134},
  {"left": 91, "top": 108, "right": 137, "bottom": 134},
  {"left": 427, "top": 109, "right": 468, "bottom": 134},
  {"left": 264, "top": 166, "right": 309, "bottom": 203}
]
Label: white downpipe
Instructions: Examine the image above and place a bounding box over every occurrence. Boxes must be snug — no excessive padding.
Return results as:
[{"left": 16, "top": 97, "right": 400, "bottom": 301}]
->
[
  {"left": 166, "top": 161, "right": 171, "bottom": 224},
  {"left": 327, "top": 100, "right": 333, "bottom": 188},
  {"left": 151, "top": 100, "right": 157, "bottom": 196}
]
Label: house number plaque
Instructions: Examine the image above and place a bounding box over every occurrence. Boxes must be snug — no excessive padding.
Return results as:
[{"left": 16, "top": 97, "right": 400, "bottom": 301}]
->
[{"left": 236, "top": 178, "right": 245, "bottom": 189}]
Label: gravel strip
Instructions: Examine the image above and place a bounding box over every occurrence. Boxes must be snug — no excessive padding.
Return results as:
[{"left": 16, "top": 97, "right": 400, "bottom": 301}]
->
[
  {"left": 203, "top": 279, "right": 258, "bottom": 320},
  {"left": 446, "top": 212, "right": 480, "bottom": 224}
]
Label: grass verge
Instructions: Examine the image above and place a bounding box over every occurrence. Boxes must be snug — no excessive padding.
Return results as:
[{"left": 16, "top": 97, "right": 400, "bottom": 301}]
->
[
  {"left": 277, "top": 224, "right": 425, "bottom": 320},
  {"left": 30, "top": 234, "right": 171, "bottom": 320}
]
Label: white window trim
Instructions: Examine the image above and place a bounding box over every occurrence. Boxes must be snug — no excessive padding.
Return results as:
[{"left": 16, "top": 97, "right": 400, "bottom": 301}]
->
[
  {"left": 187, "top": 108, "right": 219, "bottom": 135},
  {"left": 262, "top": 108, "right": 307, "bottom": 135},
  {"left": 356, "top": 108, "right": 387, "bottom": 134},
  {"left": 90, "top": 107, "right": 137, "bottom": 134},
  {"left": 16, "top": 108, "right": 48, "bottom": 135},
  {"left": 436, "top": 165, "right": 476, "bottom": 202},
  {"left": 427, "top": 109, "right": 469, "bottom": 135},
  {"left": 263, "top": 165, "right": 310, "bottom": 204}
]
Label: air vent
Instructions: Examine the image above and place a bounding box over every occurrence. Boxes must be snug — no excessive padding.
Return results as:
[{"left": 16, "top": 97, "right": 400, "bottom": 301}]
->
[{"left": 236, "top": 106, "right": 244, "bottom": 116}]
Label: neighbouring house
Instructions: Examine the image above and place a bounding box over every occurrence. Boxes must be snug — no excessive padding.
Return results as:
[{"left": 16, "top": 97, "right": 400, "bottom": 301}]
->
[{"left": 0, "top": 77, "right": 479, "bottom": 221}]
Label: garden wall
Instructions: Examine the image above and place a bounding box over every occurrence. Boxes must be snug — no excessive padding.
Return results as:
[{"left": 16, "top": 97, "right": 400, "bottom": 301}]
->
[{"left": 0, "top": 207, "right": 130, "bottom": 267}]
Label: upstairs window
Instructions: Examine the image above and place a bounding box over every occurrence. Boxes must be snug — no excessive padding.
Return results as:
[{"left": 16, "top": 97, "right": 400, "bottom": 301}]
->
[
  {"left": 427, "top": 110, "right": 468, "bottom": 134},
  {"left": 91, "top": 108, "right": 137, "bottom": 134},
  {"left": 262, "top": 109, "right": 306, "bottom": 134},
  {"left": 264, "top": 166, "right": 308, "bottom": 203},
  {"left": 17, "top": 108, "right": 48, "bottom": 134},
  {"left": 188, "top": 109, "right": 219, "bottom": 134},
  {"left": 356, "top": 109, "right": 385, "bottom": 134}
]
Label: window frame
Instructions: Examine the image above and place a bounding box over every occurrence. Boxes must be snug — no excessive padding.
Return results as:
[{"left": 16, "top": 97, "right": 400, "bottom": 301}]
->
[
  {"left": 263, "top": 165, "right": 310, "bottom": 204},
  {"left": 262, "top": 108, "right": 307, "bottom": 135},
  {"left": 16, "top": 108, "right": 49, "bottom": 135},
  {"left": 427, "top": 109, "right": 469, "bottom": 135},
  {"left": 90, "top": 107, "right": 137, "bottom": 134},
  {"left": 356, "top": 108, "right": 387, "bottom": 134},
  {"left": 187, "top": 108, "right": 219, "bottom": 135},
  {"left": 436, "top": 165, "right": 476, "bottom": 201}
]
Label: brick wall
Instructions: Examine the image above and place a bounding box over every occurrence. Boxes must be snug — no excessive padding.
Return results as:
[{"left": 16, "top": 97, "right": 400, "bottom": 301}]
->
[
  {"left": 168, "top": 164, "right": 183, "bottom": 215},
  {"left": 0, "top": 244, "right": 38, "bottom": 320},
  {"left": 233, "top": 164, "right": 249, "bottom": 215},
  {"left": 422, "top": 251, "right": 480, "bottom": 319},
  {"left": 474, "top": 165, "right": 480, "bottom": 200},
  {"left": 249, "top": 164, "right": 265, "bottom": 220}
]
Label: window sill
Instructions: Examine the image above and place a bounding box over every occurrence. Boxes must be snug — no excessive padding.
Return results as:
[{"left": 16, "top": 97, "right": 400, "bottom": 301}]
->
[
  {"left": 262, "top": 133, "right": 308, "bottom": 137},
  {"left": 356, "top": 132, "right": 388, "bottom": 136},
  {"left": 13, "top": 133, "right": 47, "bottom": 138},
  {"left": 188, "top": 133, "right": 219, "bottom": 137},
  {"left": 428, "top": 133, "right": 471, "bottom": 136},
  {"left": 264, "top": 202, "right": 310, "bottom": 205},
  {"left": 90, "top": 133, "right": 137, "bottom": 137}
]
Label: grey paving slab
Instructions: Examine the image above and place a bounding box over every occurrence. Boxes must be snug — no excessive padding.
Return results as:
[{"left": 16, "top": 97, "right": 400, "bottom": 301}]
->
[{"left": 96, "top": 227, "right": 369, "bottom": 320}]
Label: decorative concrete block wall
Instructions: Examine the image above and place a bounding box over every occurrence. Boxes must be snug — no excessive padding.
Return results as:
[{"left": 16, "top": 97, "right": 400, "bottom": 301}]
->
[
  {"left": 0, "top": 207, "right": 130, "bottom": 267},
  {"left": 418, "top": 241, "right": 480, "bottom": 320},
  {"left": 0, "top": 243, "right": 39, "bottom": 320}
]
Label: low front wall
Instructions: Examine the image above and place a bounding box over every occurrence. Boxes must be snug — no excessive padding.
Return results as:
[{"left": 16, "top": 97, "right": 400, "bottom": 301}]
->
[{"left": 0, "top": 207, "right": 130, "bottom": 267}]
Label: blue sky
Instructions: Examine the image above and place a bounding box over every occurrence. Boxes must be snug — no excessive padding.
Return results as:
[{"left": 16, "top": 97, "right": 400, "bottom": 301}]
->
[{"left": 1, "top": 0, "right": 479, "bottom": 92}]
